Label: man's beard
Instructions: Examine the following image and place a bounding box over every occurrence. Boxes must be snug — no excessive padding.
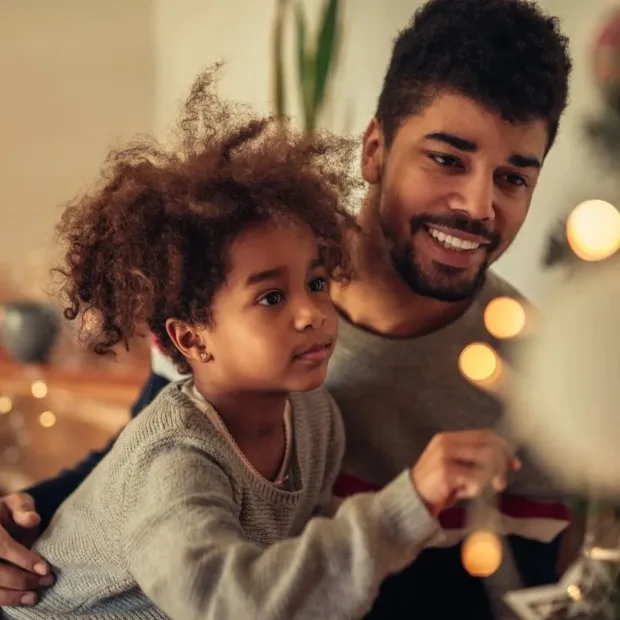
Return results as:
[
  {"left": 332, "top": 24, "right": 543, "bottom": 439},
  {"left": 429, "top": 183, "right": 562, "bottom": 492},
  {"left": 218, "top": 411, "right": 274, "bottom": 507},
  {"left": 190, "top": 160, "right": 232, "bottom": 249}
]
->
[{"left": 385, "top": 214, "right": 500, "bottom": 303}]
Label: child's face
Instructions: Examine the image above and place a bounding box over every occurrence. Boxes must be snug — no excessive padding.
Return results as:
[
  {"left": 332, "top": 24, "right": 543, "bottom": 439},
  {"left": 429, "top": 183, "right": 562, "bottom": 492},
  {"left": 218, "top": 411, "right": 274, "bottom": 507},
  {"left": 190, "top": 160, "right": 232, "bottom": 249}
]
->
[{"left": 197, "top": 220, "right": 339, "bottom": 394}]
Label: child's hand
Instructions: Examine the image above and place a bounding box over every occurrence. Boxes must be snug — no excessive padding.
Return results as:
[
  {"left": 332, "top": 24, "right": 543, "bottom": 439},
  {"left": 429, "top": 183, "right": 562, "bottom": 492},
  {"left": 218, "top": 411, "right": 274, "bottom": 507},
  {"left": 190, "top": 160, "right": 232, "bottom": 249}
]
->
[{"left": 411, "top": 430, "right": 521, "bottom": 517}]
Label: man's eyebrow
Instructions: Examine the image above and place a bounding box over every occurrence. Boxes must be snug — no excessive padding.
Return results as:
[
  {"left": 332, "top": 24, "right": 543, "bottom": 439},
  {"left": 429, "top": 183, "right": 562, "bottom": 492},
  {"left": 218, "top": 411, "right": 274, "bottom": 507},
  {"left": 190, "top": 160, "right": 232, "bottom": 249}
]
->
[
  {"left": 424, "top": 132, "right": 477, "bottom": 152},
  {"left": 508, "top": 154, "right": 541, "bottom": 169},
  {"left": 424, "top": 132, "right": 541, "bottom": 169}
]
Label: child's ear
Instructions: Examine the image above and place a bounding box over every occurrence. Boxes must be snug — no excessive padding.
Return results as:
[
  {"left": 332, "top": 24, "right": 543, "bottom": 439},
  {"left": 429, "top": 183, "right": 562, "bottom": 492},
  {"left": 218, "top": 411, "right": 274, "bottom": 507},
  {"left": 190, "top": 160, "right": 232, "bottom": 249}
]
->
[{"left": 165, "top": 319, "right": 213, "bottom": 363}]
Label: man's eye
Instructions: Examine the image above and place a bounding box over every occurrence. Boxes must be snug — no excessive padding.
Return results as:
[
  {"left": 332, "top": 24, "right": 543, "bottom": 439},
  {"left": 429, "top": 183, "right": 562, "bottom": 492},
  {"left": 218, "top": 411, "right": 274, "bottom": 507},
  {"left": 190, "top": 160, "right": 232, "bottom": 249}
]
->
[
  {"left": 309, "top": 277, "right": 328, "bottom": 293},
  {"left": 503, "top": 173, "right": 527, "bottom": 187},
  {"left": 429, "top": 153, "right": 461, "bottom": 168},
  {"left": 257, "top": 291, "right": 284, "bottom": 306}
]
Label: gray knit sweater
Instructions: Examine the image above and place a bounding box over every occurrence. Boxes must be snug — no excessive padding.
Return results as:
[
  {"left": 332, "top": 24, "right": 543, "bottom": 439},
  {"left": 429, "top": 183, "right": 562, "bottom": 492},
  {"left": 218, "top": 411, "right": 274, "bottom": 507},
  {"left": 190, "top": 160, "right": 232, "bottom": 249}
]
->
[{"left": 4, "top": 383, "right": 439, "bottom": 619}]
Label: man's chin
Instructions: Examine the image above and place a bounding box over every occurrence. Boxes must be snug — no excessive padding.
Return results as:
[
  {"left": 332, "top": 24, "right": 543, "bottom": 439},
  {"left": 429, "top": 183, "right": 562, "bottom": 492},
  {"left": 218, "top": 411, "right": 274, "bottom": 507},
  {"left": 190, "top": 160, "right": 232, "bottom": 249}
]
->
[{"left": 399, "top": 260, "right": 487, "bottom": 303}]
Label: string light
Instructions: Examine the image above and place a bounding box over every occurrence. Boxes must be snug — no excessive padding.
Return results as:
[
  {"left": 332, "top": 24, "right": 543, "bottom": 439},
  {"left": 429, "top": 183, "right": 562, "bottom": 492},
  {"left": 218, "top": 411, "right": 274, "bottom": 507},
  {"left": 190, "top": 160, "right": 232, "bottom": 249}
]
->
[
  {"left": 461, "top": 530, "right": 503, "bottom": 577},
  {"left": 586, "top": 547, "right": 620, "bottom": 562},
  {"left": 31, "top": 380, "right": 48, "bottom": 399},
  {"left": 458, "top": 342, "right": 503, "bottom": 389},
  {"left": 566, "top": 199, "right": 620, "bottom": 262},
  {"left": 566, "top": 584, "right": 583, "bottom": 601},
  {"left": 0, "top": 396, "right": 12, "bottom": 414},
  {"left": 39, "top": 411, "right": 56, "bottom": 428},
  {"left": 484, "top": 297, "right": 527, "bottom": 340}
]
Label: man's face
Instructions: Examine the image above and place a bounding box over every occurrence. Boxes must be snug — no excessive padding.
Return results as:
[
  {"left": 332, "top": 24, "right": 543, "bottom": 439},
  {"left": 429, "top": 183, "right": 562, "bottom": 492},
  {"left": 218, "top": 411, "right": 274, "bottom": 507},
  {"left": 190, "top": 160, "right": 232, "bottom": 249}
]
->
[{"left": 361, "top": 93, "right": 549, "bottom": 302}]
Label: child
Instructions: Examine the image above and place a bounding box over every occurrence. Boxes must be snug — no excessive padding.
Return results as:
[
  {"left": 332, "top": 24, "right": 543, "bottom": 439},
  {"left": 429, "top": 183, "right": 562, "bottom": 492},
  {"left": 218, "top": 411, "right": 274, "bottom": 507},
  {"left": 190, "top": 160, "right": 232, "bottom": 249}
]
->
[{"left": 5, "top": 69, "right": 440, "bottom": 619}]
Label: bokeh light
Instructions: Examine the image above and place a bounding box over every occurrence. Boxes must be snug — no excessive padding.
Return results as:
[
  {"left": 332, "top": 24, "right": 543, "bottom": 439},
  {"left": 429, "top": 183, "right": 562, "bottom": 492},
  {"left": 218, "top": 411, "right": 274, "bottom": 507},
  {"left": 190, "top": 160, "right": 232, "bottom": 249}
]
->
[
  {"left": 39, "top": 410, "right": 56, "bottom": 428},
  {"left": 458, "top": 342, "right": 502, "bottom": 387},
  {"left": 566, "top": 199, "right": 620, "bottom": 262},
  {"left": 0, "top": 396, "right": 12, "bottom": 414},
  {"left": 461, "top": 530, "right": 502, "bottom": 577},
  {"left": 484, "top": 297, "right": 527, "bottom": 340},
  {"left": 31, "top": 380, "right": 48, "bottom": 399}
]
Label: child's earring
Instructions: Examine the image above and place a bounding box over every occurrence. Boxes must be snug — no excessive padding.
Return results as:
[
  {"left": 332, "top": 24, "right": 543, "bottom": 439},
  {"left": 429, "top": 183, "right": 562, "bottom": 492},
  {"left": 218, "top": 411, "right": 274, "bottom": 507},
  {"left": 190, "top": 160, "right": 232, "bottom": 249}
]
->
[{"left": 200, "top": 351, "right": 209, "bottom": 362}]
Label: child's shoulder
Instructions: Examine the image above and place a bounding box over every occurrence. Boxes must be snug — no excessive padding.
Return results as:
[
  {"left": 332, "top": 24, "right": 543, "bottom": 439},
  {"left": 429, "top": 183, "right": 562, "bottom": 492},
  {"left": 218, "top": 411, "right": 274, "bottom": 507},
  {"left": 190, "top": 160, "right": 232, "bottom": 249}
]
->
[{"left": 115, "top": 381, "right": 222, "bottom": 454}]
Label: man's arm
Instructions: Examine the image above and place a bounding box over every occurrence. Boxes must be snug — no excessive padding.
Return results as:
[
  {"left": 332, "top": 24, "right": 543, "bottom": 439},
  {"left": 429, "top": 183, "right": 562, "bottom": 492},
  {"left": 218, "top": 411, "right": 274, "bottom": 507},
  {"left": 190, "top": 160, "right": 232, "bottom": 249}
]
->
[{"left": 25, "top": 372, "right": 170, "bottom": 529}]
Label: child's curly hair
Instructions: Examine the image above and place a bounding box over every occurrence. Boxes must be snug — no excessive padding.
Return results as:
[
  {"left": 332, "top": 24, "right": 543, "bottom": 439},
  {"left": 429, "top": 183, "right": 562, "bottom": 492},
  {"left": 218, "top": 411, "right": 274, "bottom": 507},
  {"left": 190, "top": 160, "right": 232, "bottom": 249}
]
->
[{"left": 56, "top": 65, "right": 360, "bottom": 373}]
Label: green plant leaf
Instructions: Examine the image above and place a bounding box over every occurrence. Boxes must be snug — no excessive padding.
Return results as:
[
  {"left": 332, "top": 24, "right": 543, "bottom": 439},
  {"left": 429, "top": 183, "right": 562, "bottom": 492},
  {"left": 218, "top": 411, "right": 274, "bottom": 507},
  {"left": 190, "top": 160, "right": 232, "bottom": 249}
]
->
[
  {"left": 313, "top": 0, "right": 340, "bottom": 117},
  {"left": 304, "top": 56, "right": 317, "bottom": 132},
  {"left": 272, "top": 0, "right": 289, "bottom": 118},
  {"left": 295, "top": 0, "right": 319, "bottom": 131}
]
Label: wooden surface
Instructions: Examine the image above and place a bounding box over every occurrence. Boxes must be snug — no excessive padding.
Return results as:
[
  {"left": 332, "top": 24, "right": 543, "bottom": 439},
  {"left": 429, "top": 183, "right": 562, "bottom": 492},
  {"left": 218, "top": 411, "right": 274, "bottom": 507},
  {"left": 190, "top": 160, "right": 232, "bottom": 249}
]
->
[{"left": 0, "top": 340, "right": 150, "bottom": 492}]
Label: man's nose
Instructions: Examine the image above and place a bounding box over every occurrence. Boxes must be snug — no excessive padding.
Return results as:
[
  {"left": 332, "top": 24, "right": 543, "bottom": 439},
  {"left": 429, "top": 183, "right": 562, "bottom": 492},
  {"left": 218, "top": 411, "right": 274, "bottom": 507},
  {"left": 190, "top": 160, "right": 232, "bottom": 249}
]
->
[{"left": 450, "top": 172, "right": 495, "bottom": 222}]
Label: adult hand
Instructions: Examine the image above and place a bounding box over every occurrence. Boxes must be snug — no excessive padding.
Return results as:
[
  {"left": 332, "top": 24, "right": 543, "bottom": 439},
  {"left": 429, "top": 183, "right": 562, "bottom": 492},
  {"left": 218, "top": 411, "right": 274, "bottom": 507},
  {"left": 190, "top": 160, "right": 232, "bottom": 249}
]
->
[
  {"left": 0, "top": 492, "right": 53, "bottom": 607},
  {"left": 412, "top": 430, "right": 521, "bottom": 517}
]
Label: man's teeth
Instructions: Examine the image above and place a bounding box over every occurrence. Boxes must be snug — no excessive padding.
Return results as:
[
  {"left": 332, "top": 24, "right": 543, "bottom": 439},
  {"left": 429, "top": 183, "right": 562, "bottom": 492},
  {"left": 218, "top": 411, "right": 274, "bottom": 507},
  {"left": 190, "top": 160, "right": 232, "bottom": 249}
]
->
[{"left": 428, "top": 228, "right": 480, "bottom": 251}]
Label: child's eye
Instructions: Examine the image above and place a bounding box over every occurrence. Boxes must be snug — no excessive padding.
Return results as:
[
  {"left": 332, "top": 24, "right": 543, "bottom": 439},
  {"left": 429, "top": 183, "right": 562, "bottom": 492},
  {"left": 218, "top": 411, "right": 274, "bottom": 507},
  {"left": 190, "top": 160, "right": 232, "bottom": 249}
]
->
[
  {"left": 257, "top": 290, "right": 285, "bottom": 307},
  {"left": 309, "top": 277, "right": 328, "bottom": 293}
]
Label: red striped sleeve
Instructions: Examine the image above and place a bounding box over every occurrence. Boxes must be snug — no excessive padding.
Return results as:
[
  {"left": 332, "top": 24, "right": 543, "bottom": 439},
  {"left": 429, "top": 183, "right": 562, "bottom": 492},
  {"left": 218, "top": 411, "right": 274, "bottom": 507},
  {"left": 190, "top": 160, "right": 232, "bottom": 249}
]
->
[{"left": 333, "top": 472, "right": 571, "bottom": 542}]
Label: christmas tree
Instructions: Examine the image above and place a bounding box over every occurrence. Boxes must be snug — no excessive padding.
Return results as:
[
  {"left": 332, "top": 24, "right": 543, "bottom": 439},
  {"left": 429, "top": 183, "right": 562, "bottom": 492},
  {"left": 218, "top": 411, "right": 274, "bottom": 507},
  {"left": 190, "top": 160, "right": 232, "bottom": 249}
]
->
[{"left": 543, "top": 8, "right": 620, "bottom": 270}]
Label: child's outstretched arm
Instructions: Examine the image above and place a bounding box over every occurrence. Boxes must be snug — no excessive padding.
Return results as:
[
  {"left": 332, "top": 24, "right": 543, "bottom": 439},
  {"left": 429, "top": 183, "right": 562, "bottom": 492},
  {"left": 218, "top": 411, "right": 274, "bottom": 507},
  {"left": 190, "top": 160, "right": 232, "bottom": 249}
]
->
[{"left": 122, "top": 431, "right": 439, "bottom": 620}]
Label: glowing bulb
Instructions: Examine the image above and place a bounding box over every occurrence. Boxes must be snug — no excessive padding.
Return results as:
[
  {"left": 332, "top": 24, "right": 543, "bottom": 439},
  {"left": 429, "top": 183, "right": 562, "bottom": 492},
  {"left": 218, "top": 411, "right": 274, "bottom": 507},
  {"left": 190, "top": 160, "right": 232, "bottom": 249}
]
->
[
  {"left": 31, "top": 380, "right": 48, "bottom": 399},
  {"left": 458, "top": 342, "right": 500, "bottom": 383},
  {"left": 566, "top": 199, "right": 620, "bottom": 261},
  {"left": 484, "top": 297, "right": 526, "bottom": 340},
  {"left": 39, "top": 411, "right": 56, "bottom": 428},
  {"left": 0, "top": 396, "right": 12, "bottom": 414},
  {"left": 461, "top": 530, "right": 503, "bottom": 577}
]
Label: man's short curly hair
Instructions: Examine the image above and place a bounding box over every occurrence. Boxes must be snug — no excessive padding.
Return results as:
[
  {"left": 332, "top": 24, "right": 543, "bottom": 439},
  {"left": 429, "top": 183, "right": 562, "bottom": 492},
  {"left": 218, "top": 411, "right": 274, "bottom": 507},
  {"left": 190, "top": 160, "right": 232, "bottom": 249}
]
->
[
  {"left": 56, "top": 66, "right": 360, "bottom": 373},
  {"left": 376, "top": 0, "right": 572, "bottom": 150}
]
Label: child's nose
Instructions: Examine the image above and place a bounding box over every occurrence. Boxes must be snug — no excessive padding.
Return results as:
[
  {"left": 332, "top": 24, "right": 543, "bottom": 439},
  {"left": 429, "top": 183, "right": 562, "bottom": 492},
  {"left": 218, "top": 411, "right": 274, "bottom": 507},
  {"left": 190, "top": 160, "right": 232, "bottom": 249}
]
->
[{"left": 293, "top": 297, "right": 326, "bottom": 331}]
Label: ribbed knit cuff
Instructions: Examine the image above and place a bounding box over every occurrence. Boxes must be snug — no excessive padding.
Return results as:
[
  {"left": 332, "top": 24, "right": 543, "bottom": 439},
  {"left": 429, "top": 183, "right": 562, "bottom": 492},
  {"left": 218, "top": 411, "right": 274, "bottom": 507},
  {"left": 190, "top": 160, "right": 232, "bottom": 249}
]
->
[{"left": 373, "top": 470, "right": 444, "bottom": 550}]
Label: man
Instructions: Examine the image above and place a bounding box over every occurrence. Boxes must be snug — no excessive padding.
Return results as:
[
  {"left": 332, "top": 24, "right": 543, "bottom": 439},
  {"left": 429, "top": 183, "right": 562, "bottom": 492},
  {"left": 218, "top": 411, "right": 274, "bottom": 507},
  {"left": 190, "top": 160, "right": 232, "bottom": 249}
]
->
[{"left": 0, "top": 0, "right": 572, "bottom": 616}]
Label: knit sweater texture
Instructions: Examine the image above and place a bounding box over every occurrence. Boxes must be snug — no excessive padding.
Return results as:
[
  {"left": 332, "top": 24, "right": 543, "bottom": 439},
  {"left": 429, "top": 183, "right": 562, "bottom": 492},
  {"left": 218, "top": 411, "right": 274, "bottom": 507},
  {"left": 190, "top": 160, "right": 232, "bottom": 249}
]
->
[{"left": 4, "top": 383, "right": 438, "bottom": 619}]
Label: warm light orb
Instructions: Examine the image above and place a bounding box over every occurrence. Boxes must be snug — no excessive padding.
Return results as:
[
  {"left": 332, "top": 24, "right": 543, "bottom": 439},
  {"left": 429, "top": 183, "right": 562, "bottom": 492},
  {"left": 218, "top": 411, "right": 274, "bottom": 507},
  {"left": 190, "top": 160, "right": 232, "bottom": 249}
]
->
[
  {"left": 566, "top": 199, "right": 620, "bottom": 261},
  {"left": 31, "top": 380, "right": 48, "bottom": 399},
  {"left": 462, "top": 530, "right": 503, "bottom": 577},
  {"left": 484, "top": 297, "right": 527, "bottom": 340},
  {"left": 0, "top": 396, "right": 12, "bottom": 414},
  {"left": 39, "top": 411, "right": 56, "bottom": 428},
  {"left": 458, "top": 343, "right": 499, "bottom": 383}
]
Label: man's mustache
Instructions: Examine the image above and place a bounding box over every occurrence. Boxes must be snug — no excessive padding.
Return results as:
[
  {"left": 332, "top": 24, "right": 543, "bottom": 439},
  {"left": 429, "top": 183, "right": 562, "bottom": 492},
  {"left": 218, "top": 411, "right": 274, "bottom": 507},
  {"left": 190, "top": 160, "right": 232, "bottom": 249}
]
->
[{"left": 410, "top": 215, "right": 500, "bottom": 250}]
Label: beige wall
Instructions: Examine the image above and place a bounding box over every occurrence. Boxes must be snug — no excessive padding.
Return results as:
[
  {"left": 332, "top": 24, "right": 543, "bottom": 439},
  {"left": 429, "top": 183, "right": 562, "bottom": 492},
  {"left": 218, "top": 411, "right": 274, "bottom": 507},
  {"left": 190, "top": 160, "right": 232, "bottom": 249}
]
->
[{"left": 0, "top": 0, "right": 155, "bottom": 295}]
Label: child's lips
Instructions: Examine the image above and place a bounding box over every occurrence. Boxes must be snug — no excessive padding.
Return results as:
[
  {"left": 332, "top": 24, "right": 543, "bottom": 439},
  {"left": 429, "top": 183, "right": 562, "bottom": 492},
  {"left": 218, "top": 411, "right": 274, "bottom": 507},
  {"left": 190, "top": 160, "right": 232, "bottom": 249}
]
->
[{"left": 294, "top": 340, "right": 333, "bottom": 363}]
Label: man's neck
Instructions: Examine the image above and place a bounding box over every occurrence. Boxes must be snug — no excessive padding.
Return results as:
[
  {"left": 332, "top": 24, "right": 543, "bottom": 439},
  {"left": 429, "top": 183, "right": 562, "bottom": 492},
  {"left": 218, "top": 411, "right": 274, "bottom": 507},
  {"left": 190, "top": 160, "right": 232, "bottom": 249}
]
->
[
  {"left": 331, "top": 275, "right": 471, "bottom": 338},
  {"left": 334, "top": 199, "right": 473, "bottom": 338}
]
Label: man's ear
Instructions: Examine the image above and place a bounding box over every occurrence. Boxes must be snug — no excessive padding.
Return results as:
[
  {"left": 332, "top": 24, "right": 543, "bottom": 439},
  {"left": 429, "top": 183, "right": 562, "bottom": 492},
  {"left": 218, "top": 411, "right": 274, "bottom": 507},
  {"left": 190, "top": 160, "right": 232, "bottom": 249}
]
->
[
  {"left": 165, "top": 319, "right": 212, "bottom": 364},
  {"left": 361, "top": 118, "right": 385, "bottom": 185}
]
